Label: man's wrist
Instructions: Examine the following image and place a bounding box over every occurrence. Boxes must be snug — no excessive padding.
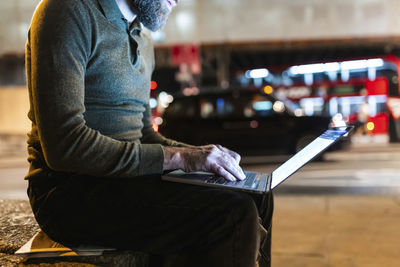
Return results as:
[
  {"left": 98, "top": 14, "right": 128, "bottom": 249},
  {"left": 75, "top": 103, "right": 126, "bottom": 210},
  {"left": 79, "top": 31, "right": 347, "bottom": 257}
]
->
[{"left": 162, "top": 146, "right": 184, "bottom": 170}]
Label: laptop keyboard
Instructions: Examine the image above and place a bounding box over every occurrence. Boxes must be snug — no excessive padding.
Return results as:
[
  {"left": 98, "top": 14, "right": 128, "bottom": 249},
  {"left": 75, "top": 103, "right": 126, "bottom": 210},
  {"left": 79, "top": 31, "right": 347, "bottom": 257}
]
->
[{"left": 205, "top": 172, "right": 260, "bottom": 189}]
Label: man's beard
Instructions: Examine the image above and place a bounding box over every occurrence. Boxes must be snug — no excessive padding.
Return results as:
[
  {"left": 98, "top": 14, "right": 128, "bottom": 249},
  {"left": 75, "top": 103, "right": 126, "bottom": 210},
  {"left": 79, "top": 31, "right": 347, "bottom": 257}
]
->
[{"left": 131, "top": 0, "right": 170, "bottom": 32}]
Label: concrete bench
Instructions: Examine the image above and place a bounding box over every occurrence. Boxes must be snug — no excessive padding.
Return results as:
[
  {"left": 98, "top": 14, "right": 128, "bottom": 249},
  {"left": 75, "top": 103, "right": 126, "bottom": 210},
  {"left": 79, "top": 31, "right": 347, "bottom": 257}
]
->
[{"left": 0, "top": 199, "right": 151, "bottom": 267}]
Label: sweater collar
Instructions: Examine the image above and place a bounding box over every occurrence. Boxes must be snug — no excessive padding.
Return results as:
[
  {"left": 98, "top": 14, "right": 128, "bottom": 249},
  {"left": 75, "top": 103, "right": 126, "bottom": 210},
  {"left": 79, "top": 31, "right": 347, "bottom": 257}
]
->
[
  {"left": 97, "top": 0, "right": 128, "bottom": 30},
  {"left": 97, "top": 0, "right": 143, "bottom": 34},
  {"left": 115, "top": 0, "right": 136, "bottom": 23}
]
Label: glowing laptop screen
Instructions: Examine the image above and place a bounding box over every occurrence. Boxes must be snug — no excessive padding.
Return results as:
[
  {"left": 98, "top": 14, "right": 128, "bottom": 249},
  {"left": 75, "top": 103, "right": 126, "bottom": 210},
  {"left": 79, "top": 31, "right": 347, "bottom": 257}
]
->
[{"left": 270, "top": 128, "right": 349, "bottom": 189}]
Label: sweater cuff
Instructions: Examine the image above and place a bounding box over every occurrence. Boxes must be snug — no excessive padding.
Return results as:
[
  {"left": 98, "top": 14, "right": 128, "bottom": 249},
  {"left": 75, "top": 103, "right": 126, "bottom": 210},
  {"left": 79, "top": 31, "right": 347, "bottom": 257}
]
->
[{"left": 139, "top": 143, "right": 164, "bottom": 176}]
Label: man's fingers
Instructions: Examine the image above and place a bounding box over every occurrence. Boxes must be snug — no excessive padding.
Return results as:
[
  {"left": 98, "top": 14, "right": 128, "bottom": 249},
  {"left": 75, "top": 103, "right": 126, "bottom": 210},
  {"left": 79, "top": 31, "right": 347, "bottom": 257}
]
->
[
  {"left": 214, "top": 155, "right": 245, "bottom": 181},
  {"left": 211, "top": 145, "right": 245, "bottom": 180},
  {"left": 212, "top": 164, "right": 236, "bottom": 182},
  {"left": 192, "top": 144, "right": 245, "bottom": 181},
  {"left": 226, "top": 161, "right": 246, "bottom": 181},
  {"left": 220, "top": 148, "right": 245, "bottom": 180}
]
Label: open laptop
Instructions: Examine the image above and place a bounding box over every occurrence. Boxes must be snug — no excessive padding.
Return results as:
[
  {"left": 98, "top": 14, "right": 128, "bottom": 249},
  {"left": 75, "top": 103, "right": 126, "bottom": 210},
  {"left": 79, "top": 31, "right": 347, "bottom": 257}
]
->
[{"left": 162, "top": 126, "right": 352, "bottom": 194}]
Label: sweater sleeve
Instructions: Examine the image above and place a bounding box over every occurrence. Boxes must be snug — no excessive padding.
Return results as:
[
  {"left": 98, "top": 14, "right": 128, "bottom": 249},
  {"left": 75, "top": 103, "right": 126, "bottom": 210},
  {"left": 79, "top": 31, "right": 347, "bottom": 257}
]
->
[{"left": 27, "top": 0, "right": 164, "bottom": 177}]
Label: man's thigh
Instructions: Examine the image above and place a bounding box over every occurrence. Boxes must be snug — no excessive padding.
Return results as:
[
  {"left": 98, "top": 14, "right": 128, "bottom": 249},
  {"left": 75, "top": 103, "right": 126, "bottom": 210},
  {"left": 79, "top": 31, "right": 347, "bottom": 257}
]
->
[{"left": 29, "top": 173, "right": 261, "bottom": 255}]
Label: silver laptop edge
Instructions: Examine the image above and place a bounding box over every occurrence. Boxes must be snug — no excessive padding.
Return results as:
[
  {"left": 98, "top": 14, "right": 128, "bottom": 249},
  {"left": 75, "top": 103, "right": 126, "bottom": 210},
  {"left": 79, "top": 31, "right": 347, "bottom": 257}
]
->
[
  {"left": 163, "top": 170, "right": 268, "bottom": 194},
  {"left": 270, "top": 127, "right": 350, "bottom": 189}
]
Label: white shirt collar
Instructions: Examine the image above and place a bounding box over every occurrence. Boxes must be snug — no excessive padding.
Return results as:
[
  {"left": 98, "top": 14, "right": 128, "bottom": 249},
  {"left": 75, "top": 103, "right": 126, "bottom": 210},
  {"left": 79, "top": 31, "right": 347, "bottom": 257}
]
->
[{"left": 115, "top": 0, "right": 137, "bottom": 23}]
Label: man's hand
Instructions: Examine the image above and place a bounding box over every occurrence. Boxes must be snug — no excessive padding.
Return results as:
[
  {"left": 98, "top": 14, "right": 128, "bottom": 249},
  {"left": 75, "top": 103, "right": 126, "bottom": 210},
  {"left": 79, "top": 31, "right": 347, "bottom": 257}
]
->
[{"left": 163, "top": 145, "right": 245, "bottom": 182}]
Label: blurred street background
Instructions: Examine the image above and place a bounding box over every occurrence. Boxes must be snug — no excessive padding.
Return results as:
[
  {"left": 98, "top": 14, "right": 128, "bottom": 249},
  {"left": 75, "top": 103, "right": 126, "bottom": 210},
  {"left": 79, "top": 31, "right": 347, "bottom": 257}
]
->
[{"left": 1, "top": 0, "right": 400, "bottom": 266}]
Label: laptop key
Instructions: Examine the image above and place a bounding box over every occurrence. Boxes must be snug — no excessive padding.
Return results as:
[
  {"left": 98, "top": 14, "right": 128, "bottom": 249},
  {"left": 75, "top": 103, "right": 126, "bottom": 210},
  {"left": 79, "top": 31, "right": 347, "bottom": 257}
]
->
[
  {"left": 243, "top": 173, "right": 257, "bottom": 188},
  {"left": 252, "top": 179, "right": 260, "bottom": 189},
  {"left": 206, "top": 176, "right": 226, "bottom": 184},
  {"left": 215, "top": 176, "right": 226, "bottom": 184}
]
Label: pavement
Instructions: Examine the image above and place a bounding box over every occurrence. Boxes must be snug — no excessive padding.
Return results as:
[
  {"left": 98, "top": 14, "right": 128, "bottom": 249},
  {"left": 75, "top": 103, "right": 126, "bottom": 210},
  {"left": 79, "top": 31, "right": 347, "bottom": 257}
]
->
[
  {"left": 0, "top": 199, "right": 39, "bottom": 267},
  {"left": 270, "top": 140, "right": 400, "bottom": 266},
  {"left": 272, "top": 195, "right": 400, "bottom": 267}
]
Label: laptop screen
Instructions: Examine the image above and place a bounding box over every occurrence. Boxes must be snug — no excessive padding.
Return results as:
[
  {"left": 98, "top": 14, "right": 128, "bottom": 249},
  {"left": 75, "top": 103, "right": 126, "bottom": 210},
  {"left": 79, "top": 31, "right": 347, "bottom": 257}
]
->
[{"left": 270, "top": 128, "right": 349, "bottom": 189}]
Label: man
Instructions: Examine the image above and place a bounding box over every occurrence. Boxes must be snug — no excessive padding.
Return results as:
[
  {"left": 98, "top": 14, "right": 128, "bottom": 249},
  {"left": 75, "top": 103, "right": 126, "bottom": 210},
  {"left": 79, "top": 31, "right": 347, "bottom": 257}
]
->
[{"left": 25, "top": 0, "right": 273, "bottom": 266}]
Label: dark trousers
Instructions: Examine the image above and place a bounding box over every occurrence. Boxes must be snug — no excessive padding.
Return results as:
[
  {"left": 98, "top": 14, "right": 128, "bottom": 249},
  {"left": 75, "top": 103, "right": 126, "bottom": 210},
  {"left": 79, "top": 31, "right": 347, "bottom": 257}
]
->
[{"left": 28, "top": 171, "right": 274, "bottom": 267}]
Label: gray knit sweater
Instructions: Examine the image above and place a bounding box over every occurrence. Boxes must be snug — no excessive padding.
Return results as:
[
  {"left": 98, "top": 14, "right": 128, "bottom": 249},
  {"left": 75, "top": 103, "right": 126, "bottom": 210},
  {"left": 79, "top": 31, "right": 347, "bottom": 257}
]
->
[{"left": 25, "top": 0, "right": 182, "bottom": 179}]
